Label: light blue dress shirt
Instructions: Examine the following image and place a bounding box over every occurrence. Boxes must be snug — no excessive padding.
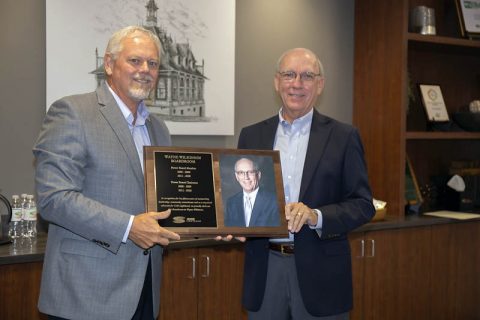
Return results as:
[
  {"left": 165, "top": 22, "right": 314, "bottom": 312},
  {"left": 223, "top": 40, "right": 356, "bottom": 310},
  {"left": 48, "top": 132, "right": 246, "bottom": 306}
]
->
[
  {"left": 272, "top": 108, "right": 322, "bottom": 243},
  {"left": 107, "top": 84, "right": 152, "bottom": 243}
]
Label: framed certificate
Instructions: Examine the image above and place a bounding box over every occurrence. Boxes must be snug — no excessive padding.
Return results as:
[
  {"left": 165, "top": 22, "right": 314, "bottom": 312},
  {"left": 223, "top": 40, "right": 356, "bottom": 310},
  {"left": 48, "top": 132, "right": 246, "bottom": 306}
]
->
[
  {"left": 418, "top": 84, "right": 449, "bottom": 122},
  {"left": 144, "top": 146, "right": 288, "bottom": 237},
  {"left": 456, "top": 0, "right": 480, "bottom": 38}
]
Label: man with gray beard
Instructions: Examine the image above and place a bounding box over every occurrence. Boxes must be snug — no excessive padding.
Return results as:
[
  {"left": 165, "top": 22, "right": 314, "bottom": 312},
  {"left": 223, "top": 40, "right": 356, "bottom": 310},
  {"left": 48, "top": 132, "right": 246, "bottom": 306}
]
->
[{"left": 34, "top": 26, "right": 180, "bottom": 320}]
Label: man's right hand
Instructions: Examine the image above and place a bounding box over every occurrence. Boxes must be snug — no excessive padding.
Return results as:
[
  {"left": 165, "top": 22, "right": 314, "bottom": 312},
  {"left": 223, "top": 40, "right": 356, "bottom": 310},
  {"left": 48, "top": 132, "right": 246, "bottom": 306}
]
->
[{"left": 129, "top": 209, "right": 180, "bottom": 249}]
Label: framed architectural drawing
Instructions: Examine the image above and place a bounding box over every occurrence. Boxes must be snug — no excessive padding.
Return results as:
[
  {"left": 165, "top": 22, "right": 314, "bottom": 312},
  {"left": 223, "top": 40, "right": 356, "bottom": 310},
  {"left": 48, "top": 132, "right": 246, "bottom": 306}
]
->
[{"left": 46, "top": 0, "right": 235, "bottom": 135}]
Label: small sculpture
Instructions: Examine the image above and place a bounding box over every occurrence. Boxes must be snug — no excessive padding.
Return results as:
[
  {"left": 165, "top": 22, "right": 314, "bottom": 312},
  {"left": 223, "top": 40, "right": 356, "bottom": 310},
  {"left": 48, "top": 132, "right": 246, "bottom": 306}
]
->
[{"left": 469, "top": 100, "right": 480, "bottom": 113}]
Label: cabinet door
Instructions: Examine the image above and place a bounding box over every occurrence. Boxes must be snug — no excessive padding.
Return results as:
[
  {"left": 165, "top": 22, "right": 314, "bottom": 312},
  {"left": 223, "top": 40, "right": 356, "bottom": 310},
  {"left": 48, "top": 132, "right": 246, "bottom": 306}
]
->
[
  {"left": 349, "top": 233, "right": 366, "bottom": 320},
  {"left": 0, "top": 261, "right": 47, "bottom": 319},
  {"left": 159, "top": 244, "right": 247, "bottom": 320},
  {"left": 363, "top": 227, "right": 431, "bottom": 320},
  {"left": 159, "top": 248, "right": 198, "bottom": 320},
  {"left": 197, "top": 244, "right": 247, "bottom": 320},
  {"left": 430, "top": 222, "right": 480, "bottom": 320}
]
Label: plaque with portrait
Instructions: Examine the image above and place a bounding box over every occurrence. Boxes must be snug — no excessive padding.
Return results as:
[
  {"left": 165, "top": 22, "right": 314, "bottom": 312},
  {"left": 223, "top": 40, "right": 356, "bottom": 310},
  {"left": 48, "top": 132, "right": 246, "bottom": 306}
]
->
[{"left": 144, "top": 146, "right": 288, "bottom": 237}]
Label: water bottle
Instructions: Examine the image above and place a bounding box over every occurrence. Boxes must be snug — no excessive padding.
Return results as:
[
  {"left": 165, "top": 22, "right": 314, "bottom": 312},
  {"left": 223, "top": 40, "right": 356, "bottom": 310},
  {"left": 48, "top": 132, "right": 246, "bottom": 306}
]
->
[
  {"left": 8, "top": 195, "right": 23, "bottom": 239},
  {"left": 23, "top": 195, "right": 37, "bottom": 238},
  {"left": 20, "top": 193, "right": 28, "bottom": 236}
]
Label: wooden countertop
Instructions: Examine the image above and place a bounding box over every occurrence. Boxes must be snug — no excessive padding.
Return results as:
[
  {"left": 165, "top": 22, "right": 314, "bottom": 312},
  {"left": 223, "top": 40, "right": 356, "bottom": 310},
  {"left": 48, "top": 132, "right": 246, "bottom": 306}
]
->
[{"left": 1, "top": 214, "right": 478, "bottom": 266}]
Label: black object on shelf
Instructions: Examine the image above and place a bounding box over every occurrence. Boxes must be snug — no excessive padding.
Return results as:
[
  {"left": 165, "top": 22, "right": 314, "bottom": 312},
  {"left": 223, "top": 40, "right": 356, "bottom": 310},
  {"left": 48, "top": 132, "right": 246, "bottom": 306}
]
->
[
  {"left": 428, "top": 120, "right": 464, "bottom": 132},
  {"left": 0, "top": 193, "right": 12, "bottom": 244},
  {"left": 453, "top": 112, "right": 480, "bottom": 132}
]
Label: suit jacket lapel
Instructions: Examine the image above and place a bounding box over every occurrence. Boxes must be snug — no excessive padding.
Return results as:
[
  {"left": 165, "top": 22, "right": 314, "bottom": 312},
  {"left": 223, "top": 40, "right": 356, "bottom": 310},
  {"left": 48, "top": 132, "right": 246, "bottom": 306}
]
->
[
  {"left": 299, "top": 110, "right": 332, "bottom": 200},
  {"left": 96, "top": 83, "right": 145, "bottom": 188},
  {"left": 249, "top": 189, "right": 266, "bottom": 226},
  {"left": 146, "top": 119, "right": 157, "bottom": 146},
  {"left": 259, "top": 116, "right": 279, "bottom": 149},
  {"left": 232, "top": 193, "right": 246, "bottom": 227}
]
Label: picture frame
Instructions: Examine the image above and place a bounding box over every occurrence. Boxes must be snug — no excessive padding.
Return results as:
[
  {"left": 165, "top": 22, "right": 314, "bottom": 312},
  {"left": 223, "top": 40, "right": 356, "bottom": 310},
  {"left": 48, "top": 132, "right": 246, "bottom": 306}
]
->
[
  {"left": 455, "top": 0, "right": 480, "bottom": 38},
  {"left": 144, "top": 146, "right": 288, "bottom": 237},
  {"left": 418, "top": 84, "right": 450, "bottom": 122}
]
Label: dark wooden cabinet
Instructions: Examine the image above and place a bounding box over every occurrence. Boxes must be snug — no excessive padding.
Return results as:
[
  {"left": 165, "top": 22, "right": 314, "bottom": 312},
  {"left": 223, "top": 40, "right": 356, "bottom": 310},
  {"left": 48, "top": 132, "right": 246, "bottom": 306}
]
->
[
  {"left": 1, "top": 223, "right": 478, "bottom": 320},
  {"left": 159, "top": 243, "right": 247, "bottom": 320},
  {"left": 430, "top": 221, "right": 480, "bottom": 319},
  {"left": 350, "top": 227, "right": 431, "bottom": 320},
  {"left": 0, "top": 240, "right": 246, "bottom": 320},
  {"left": 349, "top": 232, "right": 366, "bottom": 319},
  {"left": 0, "top": 261, "right": 47, "bottom": 320},
  {"left": 350, "top": 221, "right": 480, "bottom": 320},
  {"left": 354, "top": 0, "right": 480, "bottom": 217}
]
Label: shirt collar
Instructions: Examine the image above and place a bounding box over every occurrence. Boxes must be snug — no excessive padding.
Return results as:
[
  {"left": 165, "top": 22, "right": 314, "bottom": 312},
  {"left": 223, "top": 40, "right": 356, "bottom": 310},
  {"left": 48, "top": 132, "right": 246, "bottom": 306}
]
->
[
  {"left": 278, "top": 108, "right": 313, "bottom": 133},
  {"left": 106, "top": 83, "right": 150, "bottom": 126},
  {"left": 244, "top": 187, "right": 259, "bottom": 198}
]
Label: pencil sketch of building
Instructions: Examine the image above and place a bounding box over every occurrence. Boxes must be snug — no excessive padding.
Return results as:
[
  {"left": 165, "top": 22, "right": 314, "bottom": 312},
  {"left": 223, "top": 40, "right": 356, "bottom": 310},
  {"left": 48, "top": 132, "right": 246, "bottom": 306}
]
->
[{"left": 91, "top": 0, "right": 208, "bottom": 121}]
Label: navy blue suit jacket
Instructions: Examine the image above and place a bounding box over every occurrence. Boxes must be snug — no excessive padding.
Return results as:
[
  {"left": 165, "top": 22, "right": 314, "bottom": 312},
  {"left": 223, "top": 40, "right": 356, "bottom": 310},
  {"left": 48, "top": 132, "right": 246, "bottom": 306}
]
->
[
  {"left": 239, "top": 110, "right": 375, "bottom": 317},
  {"left": 225, "top": 188, "right": 280, "bottom": 227}
]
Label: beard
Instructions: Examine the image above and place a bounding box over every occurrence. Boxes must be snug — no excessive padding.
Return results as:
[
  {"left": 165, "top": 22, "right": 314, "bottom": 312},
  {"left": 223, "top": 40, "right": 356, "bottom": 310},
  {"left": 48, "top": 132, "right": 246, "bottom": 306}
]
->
[
  {"left": 128, "top": 86, "right": 152, "bottom": 100},
  {"left": 128, "top": 74, "right": 155, "bottom": 100}
]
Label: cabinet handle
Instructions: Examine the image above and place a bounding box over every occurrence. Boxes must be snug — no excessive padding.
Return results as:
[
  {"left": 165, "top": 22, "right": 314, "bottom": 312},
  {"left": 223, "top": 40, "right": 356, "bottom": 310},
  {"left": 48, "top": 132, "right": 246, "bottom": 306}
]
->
[
  {"left": 201, "top": 255, "right": 210, "bottom": 278},
  {"left": 356, "top": 239, "right": 365, "bottom": 258},
  {"left": 366, "top": 239, "right": 375, "bottom": 258},
  {"left": 188, "top": 256, "right": 196, "bottom": 279}
]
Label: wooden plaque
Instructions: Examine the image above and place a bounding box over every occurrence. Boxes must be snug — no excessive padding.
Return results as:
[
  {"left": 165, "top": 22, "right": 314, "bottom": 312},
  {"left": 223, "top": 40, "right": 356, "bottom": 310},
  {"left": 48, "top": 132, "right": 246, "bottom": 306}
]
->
[{"left": 144, "top": 146, "right": 288, "bottom": 237}]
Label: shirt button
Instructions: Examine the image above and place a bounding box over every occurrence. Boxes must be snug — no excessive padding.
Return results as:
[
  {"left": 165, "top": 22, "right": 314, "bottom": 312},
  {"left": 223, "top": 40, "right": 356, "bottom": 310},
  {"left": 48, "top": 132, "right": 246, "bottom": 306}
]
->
[{"left": 144, "top": 250, "right": 149, "bottom": 255}]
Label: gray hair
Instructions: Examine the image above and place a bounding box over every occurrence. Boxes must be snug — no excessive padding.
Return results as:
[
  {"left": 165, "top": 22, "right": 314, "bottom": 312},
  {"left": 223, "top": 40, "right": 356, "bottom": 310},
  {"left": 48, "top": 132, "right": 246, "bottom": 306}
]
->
[
  {"left": 276, "top": 48, "right": 325, "bottom": 77},
  {"left": 105, "top": 26, "right": 162, "bottom": 61}
]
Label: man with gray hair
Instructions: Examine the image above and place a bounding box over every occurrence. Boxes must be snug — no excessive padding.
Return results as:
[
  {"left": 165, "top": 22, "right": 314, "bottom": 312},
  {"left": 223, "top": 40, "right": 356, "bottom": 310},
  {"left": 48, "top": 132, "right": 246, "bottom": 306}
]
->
[
  {"left": 224, "top": 157, "right": 280, "bottom": 227},
  {"left": 238, "top": 48, "right": 374, "bottom": 319},
  {"left": 34, "top": 26, "right": 180, "bottom": 320}
]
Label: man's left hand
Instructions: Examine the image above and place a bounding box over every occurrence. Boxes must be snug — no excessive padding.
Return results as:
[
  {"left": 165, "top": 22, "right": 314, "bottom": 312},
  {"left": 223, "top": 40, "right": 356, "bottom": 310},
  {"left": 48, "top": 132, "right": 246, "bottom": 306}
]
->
[{"left": 285, "top": 202, "right": 318, "bottom": 233}]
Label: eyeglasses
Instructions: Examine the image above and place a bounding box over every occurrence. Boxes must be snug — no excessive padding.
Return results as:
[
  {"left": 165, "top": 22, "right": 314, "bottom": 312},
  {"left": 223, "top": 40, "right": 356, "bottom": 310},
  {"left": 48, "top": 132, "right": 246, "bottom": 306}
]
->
[
  {"left": 235, "top": 170, "right": 258, "bottom": 178},
  {"left": 277, "top": 71, "right": 321, "bottom": 82}
]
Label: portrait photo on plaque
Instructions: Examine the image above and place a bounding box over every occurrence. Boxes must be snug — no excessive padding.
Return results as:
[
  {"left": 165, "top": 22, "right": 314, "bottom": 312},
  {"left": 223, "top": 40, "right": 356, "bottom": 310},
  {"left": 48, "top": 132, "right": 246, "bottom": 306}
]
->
[
  {"left": 219, "top": 154, "right": 281, "bottom": 228},
  {"left": 144, "top": 146, "right": 288, "bottom": 237}
]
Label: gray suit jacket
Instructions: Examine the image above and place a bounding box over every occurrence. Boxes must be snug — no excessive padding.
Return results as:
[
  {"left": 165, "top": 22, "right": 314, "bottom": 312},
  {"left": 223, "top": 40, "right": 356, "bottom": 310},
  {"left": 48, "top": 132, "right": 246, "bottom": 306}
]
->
[{"left": 34, "top": 82, "right": 171, "bottom": 320}]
